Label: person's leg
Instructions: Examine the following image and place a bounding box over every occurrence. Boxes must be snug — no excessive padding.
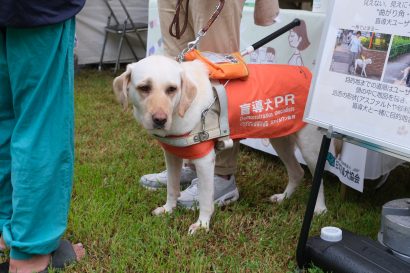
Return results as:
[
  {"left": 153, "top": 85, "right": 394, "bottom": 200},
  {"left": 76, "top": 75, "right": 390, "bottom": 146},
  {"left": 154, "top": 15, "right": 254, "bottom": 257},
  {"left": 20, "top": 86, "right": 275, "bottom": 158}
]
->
[
  {"left": 190, "top": 0, "right": 244, "bottom": 177},
  {"left": 176, "top": 0, "right": 245, "bottom": 208},
  {"left": 190, "top": 0, "right": 245, "bottom": 53},
  {"left": 157, "top": 0, "right": 195, "bottom": 58},
  {"left": 214, "top": 142, "right": 240, "bottom": 176},
  {"left": 188, "top": 0, "right": 244, "bottom": 176},
  {"left": 0, "top": 29, "right": 14, "bottom": 250},
  {"left": 142, "top": 0, "right": 243, "bottom": 206},
  {"left": 177, "top": 143, "right": 240, "bottom": 209},
  {"left": 140, "top": 0, "right": 198, "bottom": 190},
  {"left": 2, "top": 19, "right": 84, "bottom": 272},
  {"left": 349, "top": 52, "right": 357, "bottom": 73}
]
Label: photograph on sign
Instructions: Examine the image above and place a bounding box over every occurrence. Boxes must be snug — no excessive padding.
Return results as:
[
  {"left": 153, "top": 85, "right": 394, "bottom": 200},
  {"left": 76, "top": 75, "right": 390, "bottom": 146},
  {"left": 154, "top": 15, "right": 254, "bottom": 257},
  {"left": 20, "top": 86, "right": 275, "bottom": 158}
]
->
[
  {"left": 330, "top": 29, "right": 391, "bottom": 80},
  {"left": 304, "top": 0, "right": 410, "bottom": 159},
  {"left": 383, "top": 35, "right": 410, "bottom": 87}
]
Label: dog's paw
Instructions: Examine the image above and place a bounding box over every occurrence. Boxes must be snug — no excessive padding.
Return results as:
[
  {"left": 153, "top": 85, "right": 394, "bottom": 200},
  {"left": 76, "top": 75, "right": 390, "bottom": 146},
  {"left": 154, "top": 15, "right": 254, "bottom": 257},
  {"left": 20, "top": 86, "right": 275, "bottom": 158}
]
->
[
  {"left": 314, "top": 205, "right": 327, "bottom": 215},
  {"left": 152, "top": 206, "right": 166, "bottom": 215},
  {"left": 152, "top": 206, "right": 172, "bottom": 216},
  {"left": 188, "top": 220, "right": 209, "bottom": 235},
  {"left": 269, "top": 193, "right": 287, "bottom": 203}
]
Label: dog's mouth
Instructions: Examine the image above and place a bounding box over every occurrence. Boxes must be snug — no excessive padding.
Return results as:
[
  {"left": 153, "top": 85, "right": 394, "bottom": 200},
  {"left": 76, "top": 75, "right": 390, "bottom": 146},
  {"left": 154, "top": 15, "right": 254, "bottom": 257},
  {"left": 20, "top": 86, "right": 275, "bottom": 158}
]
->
[
  {"left": 153, "top": 123, "right": 165, "bottom": 129},
  {"left": 151, "top": 111, "right": 169, "bottom": 130}
]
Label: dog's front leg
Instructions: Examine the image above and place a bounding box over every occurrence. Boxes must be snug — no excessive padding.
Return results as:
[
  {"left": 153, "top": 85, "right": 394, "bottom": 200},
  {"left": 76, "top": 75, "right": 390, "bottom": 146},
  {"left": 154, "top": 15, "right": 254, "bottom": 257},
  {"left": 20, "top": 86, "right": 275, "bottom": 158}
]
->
[
  {"left": 152, "top": 151, "right": 182, "bottom": 215},
  {"left": 188, "top": 149, "right": 216, "bottom": 234}
]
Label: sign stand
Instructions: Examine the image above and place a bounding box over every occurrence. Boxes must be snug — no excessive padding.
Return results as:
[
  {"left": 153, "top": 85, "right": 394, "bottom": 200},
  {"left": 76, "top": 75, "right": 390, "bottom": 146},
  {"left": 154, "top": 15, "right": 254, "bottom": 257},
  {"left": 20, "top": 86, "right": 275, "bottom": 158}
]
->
[
  {"left": 294, "top": 0, "right": 410, "bottom": 271},
  {"left": 295, "top": 127, "right": 334, "bottom": 268},
  {"left": 295, "top": 128, "right": 410, "bottom": 272}
]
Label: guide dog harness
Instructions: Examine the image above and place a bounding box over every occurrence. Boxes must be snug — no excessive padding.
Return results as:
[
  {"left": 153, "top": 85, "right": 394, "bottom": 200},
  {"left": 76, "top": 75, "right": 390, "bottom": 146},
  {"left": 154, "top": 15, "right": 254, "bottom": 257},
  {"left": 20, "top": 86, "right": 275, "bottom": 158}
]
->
[{"left": 154, "top": 64, "right": 312, "bottom": 159}]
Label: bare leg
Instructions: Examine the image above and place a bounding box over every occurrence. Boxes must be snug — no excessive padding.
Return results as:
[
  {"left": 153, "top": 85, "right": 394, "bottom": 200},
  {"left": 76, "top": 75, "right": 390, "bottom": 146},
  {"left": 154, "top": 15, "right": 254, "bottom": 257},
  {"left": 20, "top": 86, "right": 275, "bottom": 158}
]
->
[{"left": 9, "top": 243, "right": 85, "bottom": 273}]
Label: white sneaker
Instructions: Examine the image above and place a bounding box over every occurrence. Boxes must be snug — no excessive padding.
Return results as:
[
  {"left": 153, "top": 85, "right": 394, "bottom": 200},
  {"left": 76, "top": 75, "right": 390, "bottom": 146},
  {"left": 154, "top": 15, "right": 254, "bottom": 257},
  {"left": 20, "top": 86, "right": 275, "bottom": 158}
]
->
[
  {"left": 139, "top": 167, "right": 196, "bottom": 190},
  {"left": 177, "top": 175, "right": 239, "bottom": 209}
]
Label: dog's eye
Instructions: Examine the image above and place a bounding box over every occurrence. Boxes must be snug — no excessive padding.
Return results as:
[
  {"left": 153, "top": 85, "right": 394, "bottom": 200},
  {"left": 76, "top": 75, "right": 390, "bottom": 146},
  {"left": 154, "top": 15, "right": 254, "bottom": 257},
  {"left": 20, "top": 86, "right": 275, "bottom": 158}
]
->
[
  {"left": 138, "top": 85, "right": 151, "bottom": 93},
  {"left": 166, "top": 86, "right": 177, "bottom": 95}
]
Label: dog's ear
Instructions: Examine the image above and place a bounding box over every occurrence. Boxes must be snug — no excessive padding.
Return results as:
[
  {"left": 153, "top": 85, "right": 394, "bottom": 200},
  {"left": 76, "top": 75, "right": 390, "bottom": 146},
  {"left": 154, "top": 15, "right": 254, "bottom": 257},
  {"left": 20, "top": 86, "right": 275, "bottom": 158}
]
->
[
  {"left": 113, "top": 64, "right": 132, "bottom": 110},
  {"left": 178, "top": 63, "right": 199, "bottom": 117}
]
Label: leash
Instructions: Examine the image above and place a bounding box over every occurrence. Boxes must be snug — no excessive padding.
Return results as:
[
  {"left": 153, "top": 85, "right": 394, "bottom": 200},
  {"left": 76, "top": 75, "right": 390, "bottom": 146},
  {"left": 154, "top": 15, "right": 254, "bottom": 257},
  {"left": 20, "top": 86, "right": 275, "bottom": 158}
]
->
[
  {"left": 169, "top": 0, "right": 189, "bottom": 40},
  {"left": 176, "top": 0, "right": 225, "bottom": 62}
]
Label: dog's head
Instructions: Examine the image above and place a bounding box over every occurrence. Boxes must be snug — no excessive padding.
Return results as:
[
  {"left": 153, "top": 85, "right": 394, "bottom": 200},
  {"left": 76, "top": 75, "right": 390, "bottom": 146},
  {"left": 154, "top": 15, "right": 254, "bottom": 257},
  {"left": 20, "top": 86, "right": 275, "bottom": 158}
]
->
[
  {"left": 365, "top": 58, "right": 372, "bottom": 65},
  {"left": 113, "top": 55, "right": 210, "bottom": 134}
]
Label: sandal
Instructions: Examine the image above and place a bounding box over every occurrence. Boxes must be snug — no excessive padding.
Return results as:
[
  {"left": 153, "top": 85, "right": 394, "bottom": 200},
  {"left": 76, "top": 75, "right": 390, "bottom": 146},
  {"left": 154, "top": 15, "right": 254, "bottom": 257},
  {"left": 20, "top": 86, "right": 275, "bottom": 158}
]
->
[{"left": 0, "top": 239, "right": 78, "bottom": 273}]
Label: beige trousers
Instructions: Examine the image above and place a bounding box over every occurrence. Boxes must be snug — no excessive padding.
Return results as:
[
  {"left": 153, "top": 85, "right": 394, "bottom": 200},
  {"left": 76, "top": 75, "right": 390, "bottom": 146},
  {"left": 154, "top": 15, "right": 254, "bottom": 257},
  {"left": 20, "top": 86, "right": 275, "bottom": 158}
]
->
[
  {"left": 158, "top": 0, "right": 245, "bottom": 175},
  {"left": 157, "top": 0, "right": 279, "bottom": 175},
  {"left": 158, "top": 0, "right": 245, "bottom": 56}
]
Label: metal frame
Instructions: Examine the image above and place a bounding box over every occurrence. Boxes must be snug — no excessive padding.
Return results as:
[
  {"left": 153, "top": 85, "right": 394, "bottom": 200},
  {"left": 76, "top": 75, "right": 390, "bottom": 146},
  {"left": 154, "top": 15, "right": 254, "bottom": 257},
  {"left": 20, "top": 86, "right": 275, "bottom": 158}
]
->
[{"left": 98, "top": 0, "right": 148, "bottom": 73}]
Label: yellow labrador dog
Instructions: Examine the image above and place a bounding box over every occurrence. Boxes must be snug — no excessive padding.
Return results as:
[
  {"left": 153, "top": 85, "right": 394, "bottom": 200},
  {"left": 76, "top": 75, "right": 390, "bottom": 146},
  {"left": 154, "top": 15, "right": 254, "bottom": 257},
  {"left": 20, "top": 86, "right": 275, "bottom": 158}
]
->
[{"left": 113, "top": 55, "right": 326, "bottom": 234}]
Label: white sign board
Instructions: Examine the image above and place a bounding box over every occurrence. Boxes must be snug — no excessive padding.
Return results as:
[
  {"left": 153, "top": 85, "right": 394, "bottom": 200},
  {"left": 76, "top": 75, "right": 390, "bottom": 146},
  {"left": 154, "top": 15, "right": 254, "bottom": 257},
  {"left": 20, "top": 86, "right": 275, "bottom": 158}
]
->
[
  {"left": 312, "top": 0, "right": 329, "bottom": 13},
  {"left": 305, "top": 0, "right": 410, "bottom": 160},
  {"left": 146, "top": 0, "right": 404, "bottom": 191}
]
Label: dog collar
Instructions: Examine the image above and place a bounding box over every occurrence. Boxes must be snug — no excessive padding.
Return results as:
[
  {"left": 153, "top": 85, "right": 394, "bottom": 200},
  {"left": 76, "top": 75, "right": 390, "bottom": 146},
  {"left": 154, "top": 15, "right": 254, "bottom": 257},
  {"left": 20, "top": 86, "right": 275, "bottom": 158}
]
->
[{"left": 153, "top": 81, "right": 231, "bottom": 148}]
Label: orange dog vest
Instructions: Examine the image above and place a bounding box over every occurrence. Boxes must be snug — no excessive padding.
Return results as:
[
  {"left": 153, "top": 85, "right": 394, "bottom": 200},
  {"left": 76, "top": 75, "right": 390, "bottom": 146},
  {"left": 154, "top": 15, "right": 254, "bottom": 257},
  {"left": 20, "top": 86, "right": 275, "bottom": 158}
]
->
[
  {"left": 159, "top": 64, "right": 312, "bottom": 159},
  {"left": 184, "top": 50, "right": 249, "bottom": 80}
]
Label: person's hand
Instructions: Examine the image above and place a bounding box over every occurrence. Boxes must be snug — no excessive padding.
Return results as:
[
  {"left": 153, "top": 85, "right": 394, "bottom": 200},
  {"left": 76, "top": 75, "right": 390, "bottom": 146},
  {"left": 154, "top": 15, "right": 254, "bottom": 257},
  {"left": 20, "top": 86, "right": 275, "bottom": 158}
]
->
[{"left": 254, "top": 0, "right": 280, "bottom": 26}]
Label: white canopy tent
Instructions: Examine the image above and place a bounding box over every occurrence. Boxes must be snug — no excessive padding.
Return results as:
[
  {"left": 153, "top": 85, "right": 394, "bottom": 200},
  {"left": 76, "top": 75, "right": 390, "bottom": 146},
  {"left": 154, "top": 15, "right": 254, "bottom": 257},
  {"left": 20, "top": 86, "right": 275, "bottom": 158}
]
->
[
  {"left": 75, "top": 0, "right": 148, "bottom": 65},
  {"left": 74, "top": 0, "right": 404, "bottom": 188}
]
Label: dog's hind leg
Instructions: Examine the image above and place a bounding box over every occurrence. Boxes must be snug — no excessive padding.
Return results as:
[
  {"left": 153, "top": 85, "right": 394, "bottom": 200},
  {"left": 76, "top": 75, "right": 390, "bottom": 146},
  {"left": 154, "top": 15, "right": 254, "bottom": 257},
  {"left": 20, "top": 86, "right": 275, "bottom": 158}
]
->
[
  {"left": 295, "top": 125, "right": 327, "bottom": 214},
  {"left": 152, "top": 151, "right": 183, "bottom": 216},
  {"left": 269, "top": 136, "right": 305, "bottom": 204}
]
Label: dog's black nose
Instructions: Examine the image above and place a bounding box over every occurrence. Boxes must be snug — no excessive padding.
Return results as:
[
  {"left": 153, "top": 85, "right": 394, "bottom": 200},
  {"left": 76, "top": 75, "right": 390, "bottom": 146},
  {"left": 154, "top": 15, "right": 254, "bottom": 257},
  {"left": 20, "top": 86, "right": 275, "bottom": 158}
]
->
[
  {"left": 152, "top": 113, "right": 167, "bottom": 128},
  {"left": 153, "top": 117, "right": 167, "bottom": 126}
]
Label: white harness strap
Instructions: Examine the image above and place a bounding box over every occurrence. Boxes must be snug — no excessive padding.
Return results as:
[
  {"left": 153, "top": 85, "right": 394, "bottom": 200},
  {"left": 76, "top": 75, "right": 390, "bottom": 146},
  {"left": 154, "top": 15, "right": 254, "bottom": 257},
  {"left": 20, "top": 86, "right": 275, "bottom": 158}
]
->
[
  {"left": 213, "top": 80, "right": 230, "bottom": 137},
  {"left": 153, "top": 81, "right": 232, "bottom": 148}
]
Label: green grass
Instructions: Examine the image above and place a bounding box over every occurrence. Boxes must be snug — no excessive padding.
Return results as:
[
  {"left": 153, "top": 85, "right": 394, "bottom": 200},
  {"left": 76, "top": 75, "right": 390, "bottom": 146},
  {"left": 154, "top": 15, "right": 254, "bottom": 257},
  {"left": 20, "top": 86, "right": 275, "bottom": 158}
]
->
[{"left": 37, "top": 68, "right": 410, "bottom": 272}]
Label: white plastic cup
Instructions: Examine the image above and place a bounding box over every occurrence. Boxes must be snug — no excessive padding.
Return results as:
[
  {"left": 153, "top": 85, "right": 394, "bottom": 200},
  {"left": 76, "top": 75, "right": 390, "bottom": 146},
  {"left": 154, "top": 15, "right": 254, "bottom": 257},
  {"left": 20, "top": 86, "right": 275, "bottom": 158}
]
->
[{"left": 320, "top": 226, "right": 343, "bottom": 242}]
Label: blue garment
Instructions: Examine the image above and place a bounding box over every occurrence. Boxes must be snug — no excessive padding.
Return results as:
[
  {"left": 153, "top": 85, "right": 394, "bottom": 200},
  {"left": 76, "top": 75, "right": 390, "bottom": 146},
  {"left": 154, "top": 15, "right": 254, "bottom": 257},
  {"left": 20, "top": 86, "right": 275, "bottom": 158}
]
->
[
  {"left": 0, "top": 0, "right": 85, "bottom": 27},
  {"left": 349, "top": 36, "right": 362, "bottom": 53},
  {"left": 0, "top": 18, "right": 76, "bottom": 259}
]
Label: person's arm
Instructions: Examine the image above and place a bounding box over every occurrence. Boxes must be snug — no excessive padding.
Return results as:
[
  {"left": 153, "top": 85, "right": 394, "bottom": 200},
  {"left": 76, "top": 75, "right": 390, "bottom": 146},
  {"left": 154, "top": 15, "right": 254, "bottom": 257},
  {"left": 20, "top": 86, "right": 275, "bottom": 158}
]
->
[{"left": 254, "top": 0, "right": 280, "bottom": 26}]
